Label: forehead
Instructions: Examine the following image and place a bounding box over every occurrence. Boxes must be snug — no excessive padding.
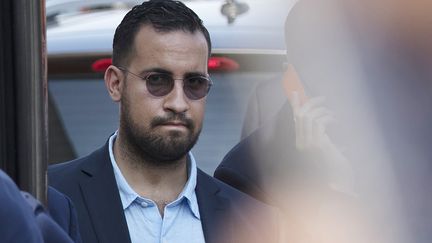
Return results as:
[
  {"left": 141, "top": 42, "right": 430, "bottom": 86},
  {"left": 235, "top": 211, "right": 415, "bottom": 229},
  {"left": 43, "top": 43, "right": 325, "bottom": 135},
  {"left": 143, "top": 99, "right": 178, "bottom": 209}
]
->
[{"left": 129, "top": 25, "right": 209, "bottom": 72}]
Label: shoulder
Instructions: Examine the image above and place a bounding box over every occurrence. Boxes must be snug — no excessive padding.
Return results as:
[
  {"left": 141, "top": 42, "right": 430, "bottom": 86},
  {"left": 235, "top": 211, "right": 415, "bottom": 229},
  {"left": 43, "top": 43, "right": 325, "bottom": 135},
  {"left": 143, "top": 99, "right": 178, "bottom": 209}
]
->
[
  {"left": 0, "top": 171, "right": 26, "bottom": 207},
  {"left": 198, "top": 171, "right": 281, "bottom": 243},
  {"left": 199, "top": 170, "right": 271, "bottom": 210},
  {"left": 215, "top": 100, "right": 298, "bottom": 201},
  {"left": 0, "top": 170, "right": 31, "bottom": 207},
  {"left": 48, "top": 143, "right": 108, "bottom": 198},
  {"left": 214, "top": 130, "right": 267, "bottom": 201},
  {"left": 48, "top": 156, "right": 88, "bottom": 189},
  {"left": 48, "top": 143, "right": 109, "bottom": 181},
  {"left": 0, "top": 169, "right": 18, "bottom": 190},
  {"left": 0, "top": 170, "right": 44, "bottom": 242},
  {"left": 49, "top": 158, "right": 85, "bottom": 176}
]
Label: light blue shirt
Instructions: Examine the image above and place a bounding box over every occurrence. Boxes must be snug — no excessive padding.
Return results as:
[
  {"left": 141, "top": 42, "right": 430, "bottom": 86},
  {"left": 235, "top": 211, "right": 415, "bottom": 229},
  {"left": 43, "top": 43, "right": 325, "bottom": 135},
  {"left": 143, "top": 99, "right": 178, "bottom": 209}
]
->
[{"left": 109, "top": 133, "right": 205, "bottom": 243}]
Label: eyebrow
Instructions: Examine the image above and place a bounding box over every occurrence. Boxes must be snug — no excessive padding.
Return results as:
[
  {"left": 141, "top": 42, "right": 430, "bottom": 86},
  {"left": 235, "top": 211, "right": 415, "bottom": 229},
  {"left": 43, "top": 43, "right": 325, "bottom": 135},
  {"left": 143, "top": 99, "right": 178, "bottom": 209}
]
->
[
  {"left": 139, "top": 68, "right": 207, "bottom": 78},
  {"left": 138, "top": 68, "right": 172, "bottom": 76}
]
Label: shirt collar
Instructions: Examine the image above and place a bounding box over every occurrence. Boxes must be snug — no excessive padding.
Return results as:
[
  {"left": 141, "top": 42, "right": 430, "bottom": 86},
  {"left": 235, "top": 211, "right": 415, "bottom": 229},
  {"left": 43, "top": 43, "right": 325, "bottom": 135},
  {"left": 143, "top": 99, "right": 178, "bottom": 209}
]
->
[
  {"left": 176, "top": 153, "right": 200, "bottom": 219},
  {"left": 109, "top": 131, "right": 200, "bottom": 219},
  {"left": 109, "top": 132, "right": 138, "bottom": 210}
]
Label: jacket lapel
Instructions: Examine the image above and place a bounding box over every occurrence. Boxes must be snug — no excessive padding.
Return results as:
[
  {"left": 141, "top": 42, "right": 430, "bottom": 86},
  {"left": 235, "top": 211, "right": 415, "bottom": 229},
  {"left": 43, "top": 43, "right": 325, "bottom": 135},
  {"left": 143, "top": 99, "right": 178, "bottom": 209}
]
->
[
  {"left": 196, "top": 170, "right": 233, "bottom": 243},
  {"left": 78, "top": 144, "right": 131, "bottom": 243}
]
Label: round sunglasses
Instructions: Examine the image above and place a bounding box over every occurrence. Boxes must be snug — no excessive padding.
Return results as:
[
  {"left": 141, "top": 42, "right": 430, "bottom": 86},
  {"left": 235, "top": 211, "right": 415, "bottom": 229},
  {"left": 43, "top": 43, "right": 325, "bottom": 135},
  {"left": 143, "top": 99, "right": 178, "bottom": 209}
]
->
[{"left": 117, "top": 66, "right": 212, "bottom": 100}]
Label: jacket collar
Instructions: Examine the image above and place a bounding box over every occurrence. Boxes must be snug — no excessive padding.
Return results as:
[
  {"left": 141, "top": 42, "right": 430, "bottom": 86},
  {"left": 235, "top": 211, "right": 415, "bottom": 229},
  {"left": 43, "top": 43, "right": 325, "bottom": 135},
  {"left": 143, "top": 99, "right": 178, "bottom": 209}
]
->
[
  {"left": 196, "top": 170, "right": 234, "bottom": 243},
  {"left": 79, "top": 141, "right": 234, "bottom": 243},
  {"left": 79, "top": 142, "right": 132, "bottom": 243}
]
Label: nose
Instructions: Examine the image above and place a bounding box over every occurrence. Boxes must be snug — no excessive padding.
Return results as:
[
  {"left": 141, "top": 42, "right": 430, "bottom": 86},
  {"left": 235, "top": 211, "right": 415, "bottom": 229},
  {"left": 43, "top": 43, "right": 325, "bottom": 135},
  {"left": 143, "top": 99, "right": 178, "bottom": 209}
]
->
[{"left": 163, "top": 80, "right": 189, "bottom": 113}]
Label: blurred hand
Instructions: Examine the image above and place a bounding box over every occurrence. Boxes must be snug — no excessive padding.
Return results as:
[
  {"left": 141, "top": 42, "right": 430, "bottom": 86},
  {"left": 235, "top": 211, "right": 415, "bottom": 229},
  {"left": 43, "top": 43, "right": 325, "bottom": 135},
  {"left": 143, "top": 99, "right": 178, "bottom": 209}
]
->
[
  {"left": 291, "top": 93, "right": 334, "bottom": 151},
  {"left": 290, "top": 91, "right": 355, "bottom": 195}
]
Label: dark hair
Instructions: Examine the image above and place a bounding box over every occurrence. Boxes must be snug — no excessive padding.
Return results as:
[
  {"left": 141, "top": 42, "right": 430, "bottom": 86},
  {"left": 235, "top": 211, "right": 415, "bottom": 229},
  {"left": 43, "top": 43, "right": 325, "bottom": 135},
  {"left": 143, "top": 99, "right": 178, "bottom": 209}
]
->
[{"left": 112, "top": 0, "right": 211, "bottom": 67}]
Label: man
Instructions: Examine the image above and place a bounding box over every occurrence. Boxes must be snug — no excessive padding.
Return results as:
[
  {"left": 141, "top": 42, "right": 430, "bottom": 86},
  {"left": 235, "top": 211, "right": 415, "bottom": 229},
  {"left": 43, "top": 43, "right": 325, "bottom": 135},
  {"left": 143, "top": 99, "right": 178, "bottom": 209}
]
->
[{"left": 49, "top": 1, "right": 279, "bottom": 243}]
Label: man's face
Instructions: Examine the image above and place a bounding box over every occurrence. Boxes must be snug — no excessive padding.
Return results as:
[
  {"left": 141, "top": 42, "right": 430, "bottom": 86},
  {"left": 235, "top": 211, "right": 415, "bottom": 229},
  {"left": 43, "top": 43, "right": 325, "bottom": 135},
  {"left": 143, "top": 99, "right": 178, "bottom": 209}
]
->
[{"left": 117, "top": 25, "right": 209, "bottom": 164}]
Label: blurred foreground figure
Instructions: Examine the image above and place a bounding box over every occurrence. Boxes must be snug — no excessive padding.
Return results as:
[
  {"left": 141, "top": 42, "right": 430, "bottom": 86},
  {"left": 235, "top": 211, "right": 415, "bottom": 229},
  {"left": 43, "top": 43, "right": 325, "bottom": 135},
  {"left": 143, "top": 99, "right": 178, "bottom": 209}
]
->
[
  {"left": 0, "top": 169, "right": 44, "bottom": 243},
  {"left": 216, "top": 0, "right": 432, "bottom": 242},
  {"left": 0, "top": 169, "right": 76, "bottom": 243}
]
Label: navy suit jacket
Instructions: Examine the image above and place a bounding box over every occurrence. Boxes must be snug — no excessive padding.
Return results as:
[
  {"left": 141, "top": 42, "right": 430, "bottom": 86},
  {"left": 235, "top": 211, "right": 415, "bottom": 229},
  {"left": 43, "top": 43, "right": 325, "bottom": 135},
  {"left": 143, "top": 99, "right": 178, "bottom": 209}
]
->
[
  {"left": 0, "top": 170, "right": 44, "bottom": 243},
  {"left": 0, "top": 170, "right": 79, "bottom": 243},
  {"left": 48, "top": 142, "right": 280, "bottom": 243},
  {"left": 47, "top": 187, "right": 82, "bottom": 243},
  {"left": 215, "top": 98, "right": 337, "bottom": 204}
]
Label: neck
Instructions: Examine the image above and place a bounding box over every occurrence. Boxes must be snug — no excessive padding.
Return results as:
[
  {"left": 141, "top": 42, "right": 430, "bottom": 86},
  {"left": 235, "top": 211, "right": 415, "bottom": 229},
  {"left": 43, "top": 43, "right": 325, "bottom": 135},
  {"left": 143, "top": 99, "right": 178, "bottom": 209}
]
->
[{"left": 113, "top": 131, "right": 189, "bottom": 204}]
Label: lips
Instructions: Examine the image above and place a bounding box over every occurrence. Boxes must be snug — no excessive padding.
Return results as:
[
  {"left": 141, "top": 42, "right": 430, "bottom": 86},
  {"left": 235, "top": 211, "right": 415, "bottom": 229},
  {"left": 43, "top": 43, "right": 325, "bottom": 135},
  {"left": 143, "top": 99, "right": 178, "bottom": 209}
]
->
[
  {"left": 151, "top": 115, "right": 194, "bottom": 130},
  {"left": 158, "top": 119, "right": 193, "bottom": 130},
  {"left": 162, "top": 121, "right": 187, "bottom": 126}
]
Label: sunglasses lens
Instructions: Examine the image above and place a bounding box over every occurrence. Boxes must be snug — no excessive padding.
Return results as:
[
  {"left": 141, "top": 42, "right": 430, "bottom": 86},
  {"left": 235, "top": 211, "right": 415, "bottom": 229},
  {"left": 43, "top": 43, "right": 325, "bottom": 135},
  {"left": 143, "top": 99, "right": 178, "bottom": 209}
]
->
[
  {"left": 146, "top": 73, "right": 174, "bottom": 97},
  {"left": 184, "top": 76, "right": 211, "bottom": 100},
  {"left": 144, "top": 72, "right": 211, "bottom": 99}
]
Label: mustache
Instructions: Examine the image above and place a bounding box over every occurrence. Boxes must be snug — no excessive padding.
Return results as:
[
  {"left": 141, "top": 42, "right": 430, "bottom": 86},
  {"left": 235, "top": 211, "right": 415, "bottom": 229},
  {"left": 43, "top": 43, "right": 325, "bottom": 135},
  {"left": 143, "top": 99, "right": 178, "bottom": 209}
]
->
[{"left": 151, "top": 112, "right": 194, "bottom": 130}]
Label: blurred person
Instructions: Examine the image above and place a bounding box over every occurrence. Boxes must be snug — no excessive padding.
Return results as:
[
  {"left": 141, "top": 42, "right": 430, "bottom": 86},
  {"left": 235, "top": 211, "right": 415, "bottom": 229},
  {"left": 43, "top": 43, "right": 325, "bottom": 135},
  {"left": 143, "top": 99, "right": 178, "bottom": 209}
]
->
[
  {"left": 215, "top": 0, "right": 428, "bottom": 242},
  {"left": 353, "top": 1, "right": 432, "bottom": 242},
  {"left": 48, "top": 1, "right": 280, "bottom": 243},
  {"left": 0, "top": 169, "right": 76, "bottom": 243},
  {"left": 1, "top": 169, "right": 44, "bottom": 243},
  {"left": 216, "top": 0, "right": 357, "bottom": 204}
]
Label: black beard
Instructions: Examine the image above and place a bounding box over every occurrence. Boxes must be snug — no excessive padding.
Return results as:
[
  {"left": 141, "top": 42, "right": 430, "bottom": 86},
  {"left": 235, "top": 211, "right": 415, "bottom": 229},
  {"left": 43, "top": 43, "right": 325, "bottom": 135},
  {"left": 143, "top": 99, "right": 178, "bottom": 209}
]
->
[{"left": 120, "top": 101, "right": 200, "bottom": 167}]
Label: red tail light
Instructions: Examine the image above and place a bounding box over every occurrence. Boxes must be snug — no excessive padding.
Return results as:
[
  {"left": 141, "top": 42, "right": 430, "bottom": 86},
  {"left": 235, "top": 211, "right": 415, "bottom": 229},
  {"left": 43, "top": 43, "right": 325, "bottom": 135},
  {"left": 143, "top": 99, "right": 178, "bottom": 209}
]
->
[
  {"left": 91, "top": 58, "right": 112, "bottom": 72},
  {"left": 208, "top": 57, "right": 239, "bottom": 71},
  {"left": 92, "top": 56, "right": 240, "bottom": 73}
]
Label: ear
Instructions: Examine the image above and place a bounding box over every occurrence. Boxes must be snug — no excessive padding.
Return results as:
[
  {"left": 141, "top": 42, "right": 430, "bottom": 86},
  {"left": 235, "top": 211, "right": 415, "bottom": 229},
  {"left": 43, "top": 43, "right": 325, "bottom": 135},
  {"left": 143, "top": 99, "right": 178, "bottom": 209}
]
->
[{"left": 104, "top": 65, "right": 123, "bottom": 102}]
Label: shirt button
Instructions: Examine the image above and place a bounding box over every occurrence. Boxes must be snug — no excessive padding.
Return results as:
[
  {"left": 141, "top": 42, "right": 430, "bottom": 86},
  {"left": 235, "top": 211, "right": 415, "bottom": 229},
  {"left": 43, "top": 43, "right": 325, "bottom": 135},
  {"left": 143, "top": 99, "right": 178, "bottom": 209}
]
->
[{"left": 140, "top": 201, "right": 149, "bottom": 207}]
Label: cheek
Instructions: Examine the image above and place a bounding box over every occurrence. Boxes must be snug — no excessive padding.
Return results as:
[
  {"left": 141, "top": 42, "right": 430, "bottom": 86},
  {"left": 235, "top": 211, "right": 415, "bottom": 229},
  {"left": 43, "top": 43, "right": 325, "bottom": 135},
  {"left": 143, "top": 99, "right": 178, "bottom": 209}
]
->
[
  {"left": 190, "top": 101, "right": 206, "bottom": 127},
  {"left": 122, "top": 88, "right": 159, "bottom": 125}
]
